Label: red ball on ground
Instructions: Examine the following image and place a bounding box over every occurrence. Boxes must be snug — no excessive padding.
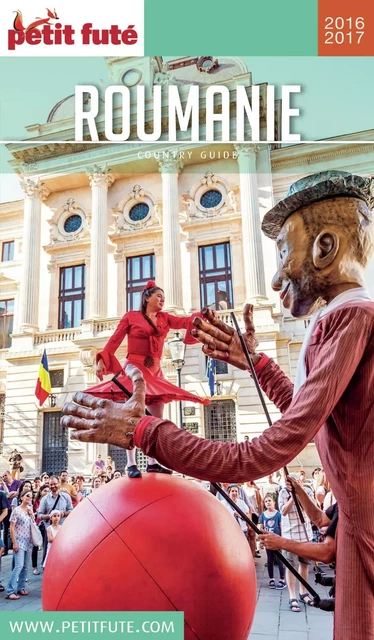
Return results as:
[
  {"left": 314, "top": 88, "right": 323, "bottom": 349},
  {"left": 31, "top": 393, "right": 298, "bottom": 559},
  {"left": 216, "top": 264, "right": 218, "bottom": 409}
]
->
[{"left": 42, "top": 475, "right": 257, "bottom": 640}]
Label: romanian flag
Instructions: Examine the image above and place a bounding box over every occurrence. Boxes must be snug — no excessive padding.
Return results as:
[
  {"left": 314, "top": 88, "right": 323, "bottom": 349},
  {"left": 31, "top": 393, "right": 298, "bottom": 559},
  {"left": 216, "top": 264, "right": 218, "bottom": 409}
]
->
[{"left": 35, "top": 350, "right": 51, "bottom": 406}]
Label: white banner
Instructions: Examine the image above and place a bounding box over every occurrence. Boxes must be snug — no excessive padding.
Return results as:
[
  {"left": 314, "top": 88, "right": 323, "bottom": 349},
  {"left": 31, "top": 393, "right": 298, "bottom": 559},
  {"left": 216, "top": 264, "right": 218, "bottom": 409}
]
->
[{"left": 0, "top": 0, "right": 144, "bottom": 56}]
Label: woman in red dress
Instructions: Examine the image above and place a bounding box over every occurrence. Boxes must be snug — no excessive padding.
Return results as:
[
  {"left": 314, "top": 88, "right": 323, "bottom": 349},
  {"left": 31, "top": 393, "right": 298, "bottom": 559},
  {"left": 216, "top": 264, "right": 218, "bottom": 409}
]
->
[{"left": 95, "top": 281, "right": 209, "bottom": 478}]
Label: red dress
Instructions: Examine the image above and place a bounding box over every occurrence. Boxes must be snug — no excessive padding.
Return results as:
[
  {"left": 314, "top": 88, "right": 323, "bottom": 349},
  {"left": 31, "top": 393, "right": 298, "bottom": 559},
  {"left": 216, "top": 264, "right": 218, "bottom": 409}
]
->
[{"left": 88, "top": 310, "right": 209, "bottom": 406}]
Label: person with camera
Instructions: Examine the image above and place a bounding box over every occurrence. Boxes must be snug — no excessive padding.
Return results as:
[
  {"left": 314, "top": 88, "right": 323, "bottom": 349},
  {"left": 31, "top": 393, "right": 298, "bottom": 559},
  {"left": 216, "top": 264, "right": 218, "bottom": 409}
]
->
[
  {"left": 8, "top": 449, "right": 24, "bottom": 481},
  {"left": 37, "top": 476, "right": 73, "bottom": 563}
]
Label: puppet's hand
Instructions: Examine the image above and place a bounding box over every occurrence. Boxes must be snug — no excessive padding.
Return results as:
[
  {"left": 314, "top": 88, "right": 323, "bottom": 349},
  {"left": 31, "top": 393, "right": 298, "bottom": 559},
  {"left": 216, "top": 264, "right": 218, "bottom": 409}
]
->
[
  {"left": 191, "top": 304, "right": 260, "bottom": 370},
  {"left": 61, "top": 366, "right": 146, "bottom": 449}
]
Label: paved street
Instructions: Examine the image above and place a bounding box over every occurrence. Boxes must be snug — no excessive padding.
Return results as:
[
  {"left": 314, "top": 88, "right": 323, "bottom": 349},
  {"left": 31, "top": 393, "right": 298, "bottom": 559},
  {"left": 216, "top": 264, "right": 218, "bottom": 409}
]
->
[
  {"left": 0, "top": 551, "right": 333, "bottom": 638},
  {"left": 251, "top": 555, "right": 333, "bottom": 640}
]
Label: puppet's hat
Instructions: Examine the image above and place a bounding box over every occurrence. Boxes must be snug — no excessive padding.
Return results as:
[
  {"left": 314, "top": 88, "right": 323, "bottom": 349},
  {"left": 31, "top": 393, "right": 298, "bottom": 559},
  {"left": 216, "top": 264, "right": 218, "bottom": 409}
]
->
[{"left": 262, "top": 170, "right": 374, "bottom": 240}]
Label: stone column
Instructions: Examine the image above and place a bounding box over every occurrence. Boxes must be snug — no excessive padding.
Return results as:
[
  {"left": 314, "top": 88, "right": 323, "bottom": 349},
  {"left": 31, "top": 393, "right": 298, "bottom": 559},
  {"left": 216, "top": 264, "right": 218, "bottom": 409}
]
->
[
  {"left": 158, "top": 157, "right": 183, "bottom": 312},
  {"left": 185, "top": 239, "right": 199, "bottom": 311},
  {"left": 235, "top": 145, "right": 267, "bottom": 301},
  {"left": 154, "top": 239, "right": 164, "bottom": 291},
  {"left": 113, "top": 247, "right": 126, "bottom": 316},
  {"left": 229, "top": 232, "right": 246, "bottom": 308},
  {"left": 47, "top": 258, "right": 58, "bottom": 329},
  {"left": 18, "top": 177, "right": 50, "bottom": 332},
  {"left": 87, "top": 166, "right": 114, "bottom": 319}
]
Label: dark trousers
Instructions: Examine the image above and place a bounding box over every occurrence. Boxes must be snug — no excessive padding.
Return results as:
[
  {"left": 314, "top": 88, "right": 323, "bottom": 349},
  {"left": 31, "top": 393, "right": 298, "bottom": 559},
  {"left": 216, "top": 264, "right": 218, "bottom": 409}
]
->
[
  {"left": 266, "top": 549, "right": 285, "bottom": 580},
  {"left": 2, "top": 514, "right": 10, "bottom": 553},
  {"left": 42, "top": 528, "right": 49, "bottom": 564},
  {"left": 32, "top": 524, "right": 47, "bottom": 569},
  {"left": 31, "top": 546, "right": 38, "bottom": 569}
]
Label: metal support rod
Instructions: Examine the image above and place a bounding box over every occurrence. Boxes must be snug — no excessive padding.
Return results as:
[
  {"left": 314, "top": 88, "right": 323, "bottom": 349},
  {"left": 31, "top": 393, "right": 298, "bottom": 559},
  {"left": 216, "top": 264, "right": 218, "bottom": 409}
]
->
[
  {"left": 212, "top": 482, "right": 321, "bottom": 604},
  {"left": 229, "top": 312, "right": 311, "bottom": 542},
  {"left": 177, "top": 367, "right": 184, "bottom": 430}
]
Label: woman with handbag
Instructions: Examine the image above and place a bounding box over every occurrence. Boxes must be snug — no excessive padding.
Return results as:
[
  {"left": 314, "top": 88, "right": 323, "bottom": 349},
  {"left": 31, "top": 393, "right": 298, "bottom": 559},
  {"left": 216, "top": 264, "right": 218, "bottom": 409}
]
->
[
  {"left": 32, "top": 484, "right": 50, "bottom": 575},
  {"left": 6, "top": 488, "right": 35, "bottom": 600}
]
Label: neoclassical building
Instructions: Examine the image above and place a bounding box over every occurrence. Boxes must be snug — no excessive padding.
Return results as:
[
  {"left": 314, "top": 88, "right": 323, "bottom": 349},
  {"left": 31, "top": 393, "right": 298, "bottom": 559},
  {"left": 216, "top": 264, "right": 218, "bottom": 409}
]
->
[{"left": 0, "top": 56, "right": 373, "bottom": 477}]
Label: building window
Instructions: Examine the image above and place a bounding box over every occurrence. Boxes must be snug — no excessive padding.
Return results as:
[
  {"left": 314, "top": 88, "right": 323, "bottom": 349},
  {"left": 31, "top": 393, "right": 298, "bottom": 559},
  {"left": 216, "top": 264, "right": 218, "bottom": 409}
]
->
[
  {"left": 204, "top": 400, "right": 237, "bottom": 442},
  {"left": 58, "top": 265, "right": 85, "bottom": 329},
  {"left": 2, "top": 241, "right": 14, "bottom": 262},
  {"left": 0, "top": 300, "right": 14, "bottom": 349},
  {"left": 216, "top": 360, "right": 228, "bottom": 375},
  {"left": 63, "top": 214, "right": 82, "bottom": 233},
  {"left": 126, "top": 254, "right": 155, "bottom": 311},
  {"left": 129, "top": 203, "right": 149, "bottom": 222},
  {"left": 50, "top": 369, "right": 64, "bottom": 388},
  {"left": 199, "top": 242, "right": 233, "bottom": 310},
  {"left": 200, "top": 189, "right": 222, "bottom": 209}
]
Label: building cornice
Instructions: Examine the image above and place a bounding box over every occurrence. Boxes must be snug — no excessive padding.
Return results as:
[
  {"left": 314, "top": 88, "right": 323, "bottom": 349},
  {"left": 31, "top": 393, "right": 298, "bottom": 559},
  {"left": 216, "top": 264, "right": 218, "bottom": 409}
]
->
[
  {"left": 271, "top": 130, "right": 374, "bottom": 171},
  {"left": 272, "top": 144, "right": 374, "bottom": 171}
]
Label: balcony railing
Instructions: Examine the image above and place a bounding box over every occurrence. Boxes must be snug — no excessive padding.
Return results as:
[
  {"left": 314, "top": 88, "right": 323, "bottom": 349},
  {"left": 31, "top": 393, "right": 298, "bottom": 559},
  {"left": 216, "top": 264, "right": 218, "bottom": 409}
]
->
[
  {"left": 31, "top": 307, "right": 276, "bottom": 347},
  {"left": 33, "top": 328, "right": 82, "bottom": 346},
  {"left": 216, "top": 309, "right": 244, "bottom": 326},
  {"left": 91, "top": 319, "right": 120, "bottom": 334}
]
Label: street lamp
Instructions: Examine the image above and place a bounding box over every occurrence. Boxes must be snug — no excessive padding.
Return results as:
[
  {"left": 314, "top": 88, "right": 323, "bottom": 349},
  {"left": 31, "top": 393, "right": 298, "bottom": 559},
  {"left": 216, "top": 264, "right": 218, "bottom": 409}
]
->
[
  {"left": 49, "top": 393, "right": 57, "bottom": 408},
  {"left": 168, "top": 332, "right": 186, "bottom": 429}
]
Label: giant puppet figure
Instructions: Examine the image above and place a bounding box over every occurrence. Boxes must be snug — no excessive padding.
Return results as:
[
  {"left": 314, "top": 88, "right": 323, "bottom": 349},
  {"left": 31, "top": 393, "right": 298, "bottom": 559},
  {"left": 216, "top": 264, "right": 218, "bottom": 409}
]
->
[{"left": 61, "top": 171, "right": 374, "bottom": 640}]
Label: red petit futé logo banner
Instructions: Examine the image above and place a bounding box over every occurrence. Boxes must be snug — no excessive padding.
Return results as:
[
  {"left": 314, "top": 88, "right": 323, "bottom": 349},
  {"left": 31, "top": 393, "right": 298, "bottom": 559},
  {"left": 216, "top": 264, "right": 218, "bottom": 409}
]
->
[
  {"left": 0, "top": 0, "right": 144, "bottom": 56},
  {"left": 8, "top": 7, "right": 72, "bottom": 49},
  {"left": 8, "top": 8, "right": 138, "bottom": 49}
]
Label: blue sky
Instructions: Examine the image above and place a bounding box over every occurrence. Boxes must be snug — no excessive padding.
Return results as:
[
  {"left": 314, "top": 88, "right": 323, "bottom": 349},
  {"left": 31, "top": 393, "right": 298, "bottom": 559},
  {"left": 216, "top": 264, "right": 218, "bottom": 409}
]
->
[{"left": 0, "top": 55, "right": 373, "bottom": 201}]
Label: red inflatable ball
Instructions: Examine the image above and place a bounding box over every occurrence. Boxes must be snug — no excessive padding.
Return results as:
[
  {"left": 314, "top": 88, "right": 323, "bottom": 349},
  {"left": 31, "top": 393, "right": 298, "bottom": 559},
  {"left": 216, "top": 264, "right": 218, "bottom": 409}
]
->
[{"left": 42, "top": 475, "right": 257, "bottom": 640}]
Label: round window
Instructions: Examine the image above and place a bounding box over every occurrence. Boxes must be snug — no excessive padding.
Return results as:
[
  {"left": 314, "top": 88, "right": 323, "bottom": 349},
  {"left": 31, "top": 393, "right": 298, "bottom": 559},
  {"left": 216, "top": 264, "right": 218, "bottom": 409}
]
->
[
  {"left": 64, "top": 214, "right": 82, "bottom": 233},
  {"left": 200, "top": 189, "right": 222, "bottom": 209},
  {"left": 129, "top": 203, "right": 150, "bottom": 222},
  {"left": 121, "top": 69, "right": 142, "bottom": 88}
]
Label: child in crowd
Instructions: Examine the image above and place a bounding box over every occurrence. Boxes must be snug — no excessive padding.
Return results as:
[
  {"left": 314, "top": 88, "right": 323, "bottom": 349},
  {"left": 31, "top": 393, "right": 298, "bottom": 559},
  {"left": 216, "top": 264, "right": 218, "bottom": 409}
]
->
[
  {"left": 259, "top": 494, "right": 286, "bottom": 590},
  {"left": 43, "top": 510, "right": 62, "bottom": 568}
]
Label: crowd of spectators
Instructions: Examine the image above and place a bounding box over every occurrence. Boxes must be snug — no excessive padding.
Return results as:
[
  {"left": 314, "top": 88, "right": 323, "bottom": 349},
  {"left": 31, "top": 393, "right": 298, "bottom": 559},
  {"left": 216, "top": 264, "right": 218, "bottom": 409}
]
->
[
  {"left": 200, "top": 466, "right": 337, "bottom": 613},
  {"left": 0, "top": 461, "right": 336, "bottom": 610},
  {"left": 0, "top": 459, "right": 126, "bottom": 599}
]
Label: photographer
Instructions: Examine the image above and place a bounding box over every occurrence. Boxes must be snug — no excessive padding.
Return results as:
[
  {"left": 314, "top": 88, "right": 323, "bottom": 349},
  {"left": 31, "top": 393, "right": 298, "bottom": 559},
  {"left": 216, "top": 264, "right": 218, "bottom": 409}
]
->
[
  {"left": 8, "top": 449, "right": 23, "bottom": 481},
  {"left": 37, "top": 476, "right": 73, "bottom": 563}
]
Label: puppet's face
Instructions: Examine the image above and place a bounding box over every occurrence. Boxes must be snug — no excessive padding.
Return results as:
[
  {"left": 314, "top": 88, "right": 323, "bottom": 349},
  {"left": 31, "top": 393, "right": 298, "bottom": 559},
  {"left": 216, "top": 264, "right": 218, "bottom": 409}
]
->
[
  {"left": 271, "top": 212, "right": 321, "bottom": 318},
  {"left": 271, "top": 198, "right": 373, "bottom": 317}
]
